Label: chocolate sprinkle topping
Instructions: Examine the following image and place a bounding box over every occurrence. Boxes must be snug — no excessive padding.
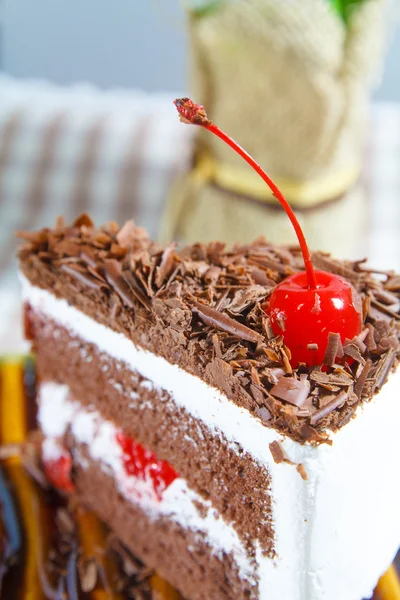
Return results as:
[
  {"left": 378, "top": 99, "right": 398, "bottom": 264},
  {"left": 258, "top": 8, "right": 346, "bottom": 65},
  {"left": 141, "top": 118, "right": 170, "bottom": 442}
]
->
[
  {"left": 155, "top": 244, "right": 176, "bottom": 288},
  {"left": 116, "top": 219, "right": 137, "bottom": 248},
  {"left": 60, "top": 263, "right": 104, "bottom": 291},
  {"left": 323, "top": 333, "right": 342, "bottom": 367},
  {"left": 375, "top": 349, "right": 396, "bottom": 390},
  {"left": 103, "top": 260, "right": 136, "bottom": 309},
  {"left": 17, "top": 215, "right": 400, "bottom": 445},
  {"left": 73, "top": 213, "right": 94, "bottom": 228},
  {"left": 123, "top": 271, "right": 152, "bottom": 310},
  {"left": 270, "top": 376, "right": 310, "bottom": 408},
  {"left": 343, "top": 340, "right": 365, "bottom": 364},
  {"left": 353, "top": 359, "right": 372, "bottom": 398},
  {"left": 192, "top": 300, "right": 263, "bottom": 344},
  {"left": 310, "top": 391, "right": 349, "bottom": 425}
]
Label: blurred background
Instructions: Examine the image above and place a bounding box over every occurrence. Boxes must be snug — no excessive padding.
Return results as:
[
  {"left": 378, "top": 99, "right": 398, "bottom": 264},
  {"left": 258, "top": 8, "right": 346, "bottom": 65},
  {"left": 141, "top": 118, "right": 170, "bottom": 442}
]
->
[
  {"left": 0, "top": 1, "right": 399, "bottom": 97},
  {"left": 0, "top": 0, "right": 399, "bottom": 352}
]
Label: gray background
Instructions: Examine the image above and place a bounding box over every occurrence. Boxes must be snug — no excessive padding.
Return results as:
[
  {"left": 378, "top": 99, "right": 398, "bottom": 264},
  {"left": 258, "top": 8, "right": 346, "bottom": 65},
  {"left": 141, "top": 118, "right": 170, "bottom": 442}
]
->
[{"left": 0, "top": 0, "right": 399, "bottom": 99}]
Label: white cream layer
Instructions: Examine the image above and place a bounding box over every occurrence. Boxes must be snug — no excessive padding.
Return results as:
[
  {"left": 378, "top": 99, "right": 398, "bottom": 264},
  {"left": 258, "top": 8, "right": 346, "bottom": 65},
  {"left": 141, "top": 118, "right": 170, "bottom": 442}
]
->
[
  {"left": 22, "top": 275, "right": 400, "bottom": 600},
  {"left": 38, "top": 381, "right": 255, "bottom": 584}
]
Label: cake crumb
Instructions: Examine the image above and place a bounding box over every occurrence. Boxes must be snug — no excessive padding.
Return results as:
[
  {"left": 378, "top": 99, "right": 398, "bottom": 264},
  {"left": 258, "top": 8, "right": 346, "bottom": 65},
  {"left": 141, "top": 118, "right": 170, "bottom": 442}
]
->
[
  {"left": 269, "top": 441, "right": 294, "bottom": 466},
  {"left": 296, "top": 464, "right": 308, "bottom": 481},
  {"left": 269, "top": 441, "right": 285, "bottom": 464}
]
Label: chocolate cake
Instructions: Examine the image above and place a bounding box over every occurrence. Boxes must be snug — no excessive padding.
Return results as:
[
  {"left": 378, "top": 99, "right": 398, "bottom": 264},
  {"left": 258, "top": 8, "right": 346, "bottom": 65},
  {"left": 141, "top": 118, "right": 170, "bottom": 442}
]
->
[{"left": 18, "top": 214, "right": 400, "bottom": 600}]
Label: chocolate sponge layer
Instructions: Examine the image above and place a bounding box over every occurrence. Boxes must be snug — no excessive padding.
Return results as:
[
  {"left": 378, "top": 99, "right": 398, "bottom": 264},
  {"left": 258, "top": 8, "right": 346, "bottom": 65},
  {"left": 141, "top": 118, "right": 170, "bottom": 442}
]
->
[
  {"left": 72, "top": 447, "right": 257, "bottom": 600},
  {"left": 30, "top": 307, "right": 274, "bottom": 555}
]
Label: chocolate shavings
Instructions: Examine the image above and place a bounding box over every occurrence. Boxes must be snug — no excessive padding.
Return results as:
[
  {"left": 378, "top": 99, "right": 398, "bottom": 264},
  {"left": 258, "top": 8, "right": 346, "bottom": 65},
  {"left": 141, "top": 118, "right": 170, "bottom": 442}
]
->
[
  {"left": 375, "top": 349, "right": 396, "bottom": 390},
  {"left": 270, "top": 376, "right": 310, "bottom": 408},
  {"left": 354, "top": 359, "right": 372, "bottom": 398},
  {"left": 192, "top": 300, "right": 263, "bottom": 344},
  {"left": 269, "top": 441, "right": 286, "bottom": 464},
  {"left": 103, "top": 260, "right": 136, "bottom": 309},
  {"left": 123, "top": 271, "right": 151, "bottom": 310},
  {"left": 116, "top": 220, "right": 137, "bottom": 248},
  {"left": 155, "top": 244, "right": 176, "bottom": 288},
  {"left": 323, "top": 332, "right": 343, "bottom": 366},
  {"left": 310, "top": 391, "right": 349, "bottom": 425},
  {"left": 60, "top": 264, "right": 104, "bottom": 291}
]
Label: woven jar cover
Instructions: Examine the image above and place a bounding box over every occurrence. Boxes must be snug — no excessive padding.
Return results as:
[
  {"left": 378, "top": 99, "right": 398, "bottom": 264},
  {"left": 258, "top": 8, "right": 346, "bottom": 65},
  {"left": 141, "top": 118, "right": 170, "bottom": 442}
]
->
[{"left": 162, "top": 0, "right": 386, "bottom": 250}]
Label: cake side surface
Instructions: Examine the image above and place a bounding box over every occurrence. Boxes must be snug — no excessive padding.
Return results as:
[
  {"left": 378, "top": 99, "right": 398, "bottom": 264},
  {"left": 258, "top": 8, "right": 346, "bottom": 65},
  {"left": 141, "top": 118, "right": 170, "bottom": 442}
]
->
[{"left": 303, "top": 367, "right": 400, "bottom": 600}]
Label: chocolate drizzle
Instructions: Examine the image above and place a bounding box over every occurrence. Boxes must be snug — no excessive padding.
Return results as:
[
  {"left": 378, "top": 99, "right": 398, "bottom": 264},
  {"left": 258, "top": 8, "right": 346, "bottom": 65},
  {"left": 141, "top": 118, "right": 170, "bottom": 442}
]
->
[{"left": 17, "top": 215, "right": 400, "bottom": 445}]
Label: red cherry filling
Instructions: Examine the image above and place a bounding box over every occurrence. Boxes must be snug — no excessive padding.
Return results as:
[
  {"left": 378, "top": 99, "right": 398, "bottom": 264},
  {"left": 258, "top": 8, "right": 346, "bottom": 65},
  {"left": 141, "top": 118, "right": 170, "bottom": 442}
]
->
[
  {"left": 43, "top": 450, "right": 75, "bottom": 493},
  {"left": 266, "top": 271, "right": 362, "bottom": 367},
  {"left": 116, "top": 433, "right": 178, "bottom": 501}
]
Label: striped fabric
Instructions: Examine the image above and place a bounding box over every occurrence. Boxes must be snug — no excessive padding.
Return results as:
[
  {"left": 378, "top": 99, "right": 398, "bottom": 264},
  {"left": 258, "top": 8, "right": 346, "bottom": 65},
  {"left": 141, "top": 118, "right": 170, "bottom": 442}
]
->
[
  {"left": 0, "top": 75, "right": 193, "bottom": 289},
  {"left": 0, "top": 75, "right": 400, "bottom": 354}
]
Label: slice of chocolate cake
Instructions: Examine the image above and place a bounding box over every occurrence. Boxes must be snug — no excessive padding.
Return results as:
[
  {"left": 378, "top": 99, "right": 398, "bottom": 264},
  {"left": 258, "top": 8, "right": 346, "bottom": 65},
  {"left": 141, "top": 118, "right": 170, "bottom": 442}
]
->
[{"left": 18, "top": 215, "right": 400, "bottom": 600}]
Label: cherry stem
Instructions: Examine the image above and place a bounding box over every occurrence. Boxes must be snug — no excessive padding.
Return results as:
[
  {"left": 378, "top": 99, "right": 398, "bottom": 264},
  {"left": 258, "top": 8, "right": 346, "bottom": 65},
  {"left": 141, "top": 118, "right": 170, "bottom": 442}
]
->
[
  {"left": 207, "top": 123, "right": 317, "bottom": 288},
  {"left": 173, "top": 97, "right": 317, "bottom": 289}
]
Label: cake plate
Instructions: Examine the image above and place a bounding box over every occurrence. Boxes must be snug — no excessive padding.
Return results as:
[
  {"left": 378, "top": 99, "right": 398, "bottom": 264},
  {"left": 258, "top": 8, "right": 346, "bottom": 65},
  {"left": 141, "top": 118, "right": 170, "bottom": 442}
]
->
[{"left": 0, "top": 357, "right": 399, "bottom": 600}]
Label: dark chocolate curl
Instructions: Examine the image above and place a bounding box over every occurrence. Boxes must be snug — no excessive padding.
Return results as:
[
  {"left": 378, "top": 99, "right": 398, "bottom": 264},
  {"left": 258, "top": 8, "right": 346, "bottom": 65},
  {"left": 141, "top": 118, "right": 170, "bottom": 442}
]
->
[
  {"left": 103, "top": 260, "right": 135, "bottom": 309},
  {"left": 192, "top": 301, "right": 263, "bottom": 344}
]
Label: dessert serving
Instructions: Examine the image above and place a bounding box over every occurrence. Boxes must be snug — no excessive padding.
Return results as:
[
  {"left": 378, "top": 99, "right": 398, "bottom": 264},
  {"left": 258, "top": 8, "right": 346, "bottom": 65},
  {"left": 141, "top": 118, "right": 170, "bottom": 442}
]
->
[{"left": 17, "top": 99, "right": 400, "bottom": 600}]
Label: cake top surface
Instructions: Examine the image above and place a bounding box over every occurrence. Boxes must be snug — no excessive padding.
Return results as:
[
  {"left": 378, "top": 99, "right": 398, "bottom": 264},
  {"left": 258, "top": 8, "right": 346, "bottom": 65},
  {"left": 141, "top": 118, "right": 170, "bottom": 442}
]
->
[{"left": 18, "top": 214, "right": 400, "bottom": 444}]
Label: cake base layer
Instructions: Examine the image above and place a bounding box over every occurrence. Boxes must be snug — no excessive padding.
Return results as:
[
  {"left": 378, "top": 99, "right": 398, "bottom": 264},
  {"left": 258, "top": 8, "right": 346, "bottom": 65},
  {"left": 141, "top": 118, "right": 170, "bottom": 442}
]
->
[{"left": 73, "top": 449, "right": 254, "bottom": 600}]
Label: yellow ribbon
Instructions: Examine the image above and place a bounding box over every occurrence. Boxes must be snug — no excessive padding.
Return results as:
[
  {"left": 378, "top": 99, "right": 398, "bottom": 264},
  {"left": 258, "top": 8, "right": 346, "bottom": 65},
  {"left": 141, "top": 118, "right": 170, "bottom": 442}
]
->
[
  {"left": 193, "top": 152, "right": 361, "bottom": 208},
  {"left": 1, "top": 359, "right": 48, "bottom": 600},
  {"left": 376, "top": 565, "right": 400, "bottom": 600}
]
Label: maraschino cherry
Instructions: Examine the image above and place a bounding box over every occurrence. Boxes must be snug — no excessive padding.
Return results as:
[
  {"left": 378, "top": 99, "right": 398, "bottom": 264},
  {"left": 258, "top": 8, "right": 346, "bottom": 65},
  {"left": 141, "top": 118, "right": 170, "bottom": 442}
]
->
[
  {"left": 174, "top": 97, "right": 362, "bottom": 367},
  {"left": 43, "top": 450, "right": 75, "bottom": 493}
]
